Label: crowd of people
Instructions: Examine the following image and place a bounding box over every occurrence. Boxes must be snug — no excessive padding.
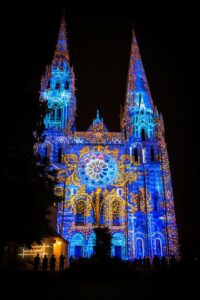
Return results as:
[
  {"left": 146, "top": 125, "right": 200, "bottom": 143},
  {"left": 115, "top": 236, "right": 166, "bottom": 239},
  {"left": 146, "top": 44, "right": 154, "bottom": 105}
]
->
[
  {"left": 130, "top": 254, "right": 178, "bottom": 271},
  {"left": 33, "top": 253, "right": 183, "bottom": 272},
  {"left": 33, "top": 253, "right": 66, "bottom": 272}
]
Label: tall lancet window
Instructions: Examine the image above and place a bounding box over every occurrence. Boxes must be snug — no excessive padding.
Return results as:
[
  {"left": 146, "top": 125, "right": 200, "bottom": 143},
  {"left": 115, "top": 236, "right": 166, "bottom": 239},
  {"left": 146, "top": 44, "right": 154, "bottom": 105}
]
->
[
  {"left": 58, "top": 147, "right": 62, "bottom": 163},
  {"left": 151, "top": 147, "right": 155, "bottom": 162},
  {"left": 155, "top": 239, "right": 162, "bottom": 256},
  {"left": 141, "top": 128, "right": 146, "bottom": 141},
  {"left": 50, "top": 109, "right": 55, "bottom": 121},
  {"left": 57, "top": 108, "right": 62, "bottom": 121},
  {"left": 134, "top": 148, "right": 139, "bottom": 162}
]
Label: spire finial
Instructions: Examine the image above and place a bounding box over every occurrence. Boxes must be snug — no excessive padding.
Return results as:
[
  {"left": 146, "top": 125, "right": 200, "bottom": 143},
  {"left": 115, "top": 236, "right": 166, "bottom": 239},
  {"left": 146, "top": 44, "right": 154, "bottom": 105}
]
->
[
  {"left": 125, "top": 29, "right": 154, "bottom": 110},
  {"left": 53, "top": 14, "right": 69, "bottom": 64},
  {"left": 96, "top": 109, "right": 100, "bottom": 120}
]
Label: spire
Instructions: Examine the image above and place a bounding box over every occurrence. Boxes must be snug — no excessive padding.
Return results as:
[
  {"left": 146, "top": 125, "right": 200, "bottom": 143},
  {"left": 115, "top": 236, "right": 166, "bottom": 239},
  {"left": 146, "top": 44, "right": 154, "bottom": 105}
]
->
[
  {"left": 87, "top": 110, "right": 109, "bottom": 132},
  {"left": 126, "top": 30, "right": 154, "bottom": 111},
  {"left": 53, "top": 15, "right": 70, "bottom": 65},
  {"left": 94, "top": 109, "right": 101, "bottom": 123}
]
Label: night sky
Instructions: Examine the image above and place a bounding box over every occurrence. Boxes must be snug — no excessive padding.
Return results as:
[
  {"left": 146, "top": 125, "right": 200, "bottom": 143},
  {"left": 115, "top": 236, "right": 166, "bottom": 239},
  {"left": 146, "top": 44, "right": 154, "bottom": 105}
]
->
[{"left": 5, "top": 2, "right": 199, "bottom": 254}]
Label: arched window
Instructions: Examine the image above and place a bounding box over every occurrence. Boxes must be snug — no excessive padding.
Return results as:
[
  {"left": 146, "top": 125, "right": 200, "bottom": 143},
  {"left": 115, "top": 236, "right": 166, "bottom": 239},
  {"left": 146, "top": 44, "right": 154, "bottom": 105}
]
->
[
  {"left": 151, "top": 147, "right": 155, "bottom": 162},
  {"left": 58, "top": 147, "right": 62, "bottom": 163},
  {"left": 137, "top": 239, "right": 144, "bottom": 258},
  {"left": 141, "top": 128, "right": 146, "bottom": 141},
  {"left": 65, "top": 80, "right": 69, "bottom": 90},
  {"left": 55, "top": 82, "right": 60, "bottom": 89},
  {"left": 57, "top": 108, "right": 62, "bottom": 120},
  {"left": 134, "top": 148, "right": 139, "bottom": 162},
  {"left": 50, "top": 109, "right": 55, "bottom": 121},
  {"left": 155, "top": 238, "right": 162, "bottom": 257},
  {"left": 75, "top": 201, "right": 85, "bottom": 226}
]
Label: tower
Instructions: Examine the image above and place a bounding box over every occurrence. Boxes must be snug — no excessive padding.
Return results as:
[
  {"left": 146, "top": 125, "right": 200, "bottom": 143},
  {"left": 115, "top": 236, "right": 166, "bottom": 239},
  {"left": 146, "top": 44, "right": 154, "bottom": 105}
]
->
[
  {"left": 37, "top": 18, "right": 179, "bottom": 260},
  {"left": 121, "top": 31, "right": 179, "bottom": 258},
  {"left": 40, "top": 17, "right": 76, "bottom": 133}
]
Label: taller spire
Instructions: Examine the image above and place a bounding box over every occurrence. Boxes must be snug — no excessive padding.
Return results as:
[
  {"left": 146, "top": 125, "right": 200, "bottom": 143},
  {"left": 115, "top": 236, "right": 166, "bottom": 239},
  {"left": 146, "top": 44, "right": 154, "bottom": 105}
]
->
[
  {"left": 125, "top": 30, "right": 154, "bottom": 112},
  {"left": 53, "top": 15, "right": 70, "bottom": 65},
  {"left": 122, "top": 30, "right": 156, "bottom": 139}
]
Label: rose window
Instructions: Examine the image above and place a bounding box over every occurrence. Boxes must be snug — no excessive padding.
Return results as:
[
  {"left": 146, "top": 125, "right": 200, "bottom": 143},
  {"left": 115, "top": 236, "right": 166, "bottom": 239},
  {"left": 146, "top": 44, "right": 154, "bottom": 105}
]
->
[{"left": 78, "top": 152, "right": 118, "bottom": 188}]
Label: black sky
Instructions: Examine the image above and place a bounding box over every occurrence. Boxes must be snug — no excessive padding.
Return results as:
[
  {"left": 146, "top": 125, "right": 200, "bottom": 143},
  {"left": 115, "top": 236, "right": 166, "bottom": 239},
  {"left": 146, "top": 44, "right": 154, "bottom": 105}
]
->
[{"left": 5, "top": 1, "right": 199, "bottom": 254}]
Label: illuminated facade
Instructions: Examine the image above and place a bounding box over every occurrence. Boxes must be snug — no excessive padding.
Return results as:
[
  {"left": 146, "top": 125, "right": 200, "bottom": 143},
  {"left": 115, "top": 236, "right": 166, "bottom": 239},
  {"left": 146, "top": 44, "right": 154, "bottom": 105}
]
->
[{"left": 36, "top": 17, "right": 179, "bottom": 260}]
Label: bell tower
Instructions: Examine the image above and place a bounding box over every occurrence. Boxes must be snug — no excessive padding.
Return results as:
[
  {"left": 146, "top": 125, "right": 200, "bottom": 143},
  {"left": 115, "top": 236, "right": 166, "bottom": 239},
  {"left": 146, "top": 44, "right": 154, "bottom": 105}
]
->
[{"left": 40, "top": 16, "right": 76, "bottom": 132}]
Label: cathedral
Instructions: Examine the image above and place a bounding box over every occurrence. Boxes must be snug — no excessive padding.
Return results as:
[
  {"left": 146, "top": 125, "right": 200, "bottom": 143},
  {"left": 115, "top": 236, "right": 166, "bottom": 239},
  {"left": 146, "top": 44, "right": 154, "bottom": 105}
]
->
[{"left": 36, "top": 17, "right": 179, "bottom": 260}]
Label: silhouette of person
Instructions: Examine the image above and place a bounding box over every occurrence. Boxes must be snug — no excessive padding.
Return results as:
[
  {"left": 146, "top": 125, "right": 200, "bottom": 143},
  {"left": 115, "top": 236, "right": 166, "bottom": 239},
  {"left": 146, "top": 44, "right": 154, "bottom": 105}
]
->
[
  {"left": 138, "top": 257, "right": 143, "bottom": 271},
  {"left": 153, "top": 255, "right": 160, "bottom": 270},
  {"left": 161, "top": 256, "right": 167, "bottom": 269},
  {"left": 50, "top": 254, "right": 56, "bottom": 272},
  {"left": 170, "top": 254, "right": 177, "bottom": 269},
  {"left": 143, "top": 256, "right": 149, "bottom": 271},
  {"left": 33, "top": 253, "right": 40, "bottom": 271},
  {"left": 59, "top": 254, "right": 66, "bottom": 271},
  {"left": 42, "top": 255, "right": 48, "bottom": 271}
]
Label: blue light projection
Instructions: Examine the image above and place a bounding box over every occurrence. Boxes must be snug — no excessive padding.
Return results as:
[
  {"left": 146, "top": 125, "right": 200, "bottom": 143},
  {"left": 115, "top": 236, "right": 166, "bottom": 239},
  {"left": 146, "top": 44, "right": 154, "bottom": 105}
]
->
[
  {"left": 37, "top": 17, "right": 179, "bottom": 261},
  {"left": 78, "top": 152, "right": 118, "bottom": 188}
]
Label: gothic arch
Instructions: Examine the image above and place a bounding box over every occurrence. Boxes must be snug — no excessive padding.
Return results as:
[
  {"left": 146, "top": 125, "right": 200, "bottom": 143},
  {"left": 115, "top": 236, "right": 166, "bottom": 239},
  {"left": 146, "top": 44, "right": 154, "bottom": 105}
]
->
[
  {"left": 111, "top": 232, "right": 125, "bottom": 259},
  {"left": 70, "top": 233, "right": 85, "bottom": 258},
  {"left": 135, "top": 232, "right": 145, "bottom": 258},
  {"left": 152, "top": 232, "right": 164, "bottom": 257}
]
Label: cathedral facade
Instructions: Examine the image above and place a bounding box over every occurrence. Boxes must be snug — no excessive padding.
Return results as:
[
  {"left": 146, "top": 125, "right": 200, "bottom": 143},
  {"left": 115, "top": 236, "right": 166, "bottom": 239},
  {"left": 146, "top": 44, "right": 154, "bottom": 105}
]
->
[{"left": 37, "top": 17, "right": 179, "bottom": 260}]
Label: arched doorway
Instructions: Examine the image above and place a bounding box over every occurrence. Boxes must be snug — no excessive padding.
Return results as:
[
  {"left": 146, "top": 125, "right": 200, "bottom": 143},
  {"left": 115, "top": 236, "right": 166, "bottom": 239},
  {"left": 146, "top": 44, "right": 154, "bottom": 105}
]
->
[
  {"left": 70, "top": 233, "right": 85, "bottom": 259},
  {"left": 112, "top": 233, "right": 125, "bottom": 259},
  {"left": 136, "top": 238, "right": 144, "bottom": 258}
]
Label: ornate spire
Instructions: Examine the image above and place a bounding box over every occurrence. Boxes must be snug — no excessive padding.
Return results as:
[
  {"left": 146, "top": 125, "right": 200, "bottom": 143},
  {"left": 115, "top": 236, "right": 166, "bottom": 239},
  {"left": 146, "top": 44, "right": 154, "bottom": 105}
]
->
[
  {"left": 53, "top": 15, "right": 70, "bottom": 65},
  {"left": 94, "top": 110, "right": 101, "bottom": 124},
  {"left": 87, "top": 110, "right": 109, "bottom": 132},
  {"left": 125, "top": 30, "right": 154, "bottom": 111}
]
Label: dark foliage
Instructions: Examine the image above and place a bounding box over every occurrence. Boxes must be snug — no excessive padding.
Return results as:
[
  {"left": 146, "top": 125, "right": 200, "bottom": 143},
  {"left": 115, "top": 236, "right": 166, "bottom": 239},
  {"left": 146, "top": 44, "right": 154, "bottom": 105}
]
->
[{"left": 1, "top": 98, "right": 60, "bottom": 263}]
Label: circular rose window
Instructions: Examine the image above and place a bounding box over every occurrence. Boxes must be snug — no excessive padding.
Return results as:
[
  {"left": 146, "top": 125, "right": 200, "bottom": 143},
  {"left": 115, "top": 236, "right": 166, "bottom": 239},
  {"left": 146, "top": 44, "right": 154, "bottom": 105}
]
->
[{"left": 78, "top": 152, "right": 118, "bottom": 188}]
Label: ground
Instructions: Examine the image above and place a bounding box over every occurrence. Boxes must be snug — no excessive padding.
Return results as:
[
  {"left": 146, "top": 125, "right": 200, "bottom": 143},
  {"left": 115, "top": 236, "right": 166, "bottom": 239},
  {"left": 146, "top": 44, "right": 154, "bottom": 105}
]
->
[{"left": 1, "top": 259, "right": 199, "bottom": 299}]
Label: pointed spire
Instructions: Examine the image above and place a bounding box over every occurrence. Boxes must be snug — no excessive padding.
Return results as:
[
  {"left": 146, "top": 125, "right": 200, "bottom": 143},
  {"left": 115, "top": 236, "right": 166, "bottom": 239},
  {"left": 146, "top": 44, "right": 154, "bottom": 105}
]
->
[
  {"left": 87, "top": 110, "right": 109, "bottom": 132},
  {"left": 126, "top": 30, "right": 154, "bottom": 111},
  {"left": 53, "top": 14, "right": 70, "bottom": 64},
  {"left": 95, "top": 109, "right": 100, "bottom": 122}
]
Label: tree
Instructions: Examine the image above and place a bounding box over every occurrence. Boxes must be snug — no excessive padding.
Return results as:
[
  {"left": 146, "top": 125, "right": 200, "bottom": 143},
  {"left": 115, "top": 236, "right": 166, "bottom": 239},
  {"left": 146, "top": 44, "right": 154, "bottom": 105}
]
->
[{"left": 0, "top": 97, "right": 60, "bottom": 265}]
